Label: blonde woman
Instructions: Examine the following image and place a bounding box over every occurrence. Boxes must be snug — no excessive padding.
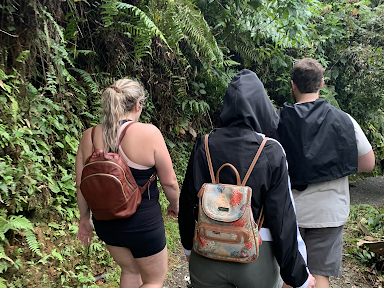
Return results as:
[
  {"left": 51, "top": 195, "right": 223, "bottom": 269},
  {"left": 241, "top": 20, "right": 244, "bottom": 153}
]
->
[{"left": 75, "top": 79, "right": 179, "bottom": 288}]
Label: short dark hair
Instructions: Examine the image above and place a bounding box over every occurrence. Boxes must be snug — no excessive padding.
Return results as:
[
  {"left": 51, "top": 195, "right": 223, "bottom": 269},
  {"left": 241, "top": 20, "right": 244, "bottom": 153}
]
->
[{"left": 291, "top": 58, "right": 325, "bottom": 93}]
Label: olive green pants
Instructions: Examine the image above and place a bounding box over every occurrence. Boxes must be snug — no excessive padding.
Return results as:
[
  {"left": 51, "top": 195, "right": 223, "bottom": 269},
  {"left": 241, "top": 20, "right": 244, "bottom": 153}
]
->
[{"left": 189, "top": 242, "right": 283, "bottom": 288}]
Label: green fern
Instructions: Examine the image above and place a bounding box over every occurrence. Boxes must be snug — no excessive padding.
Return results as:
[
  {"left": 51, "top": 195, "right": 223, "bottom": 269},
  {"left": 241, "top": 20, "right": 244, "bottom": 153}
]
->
[
  {"left": 0, "top": 262, "right": 8, "bottom": 275},
  {"left": 116, "top": 2, "right": 168, "bottom": 45},
  {"left": 0, "top": 246, "right": 13, "bottom": 264},
  {"left": 147, "top": 0, "right": 184, "bottom": 49},
  {"left": 0, "top": 279, "right": 6, "bottom": 288},
  {"left": 101, "top": 0, "right": 170, "bottom": 60},
  {"left": 71, "top": 68, "right": 99, "bottom": 95},
  {"left": 7, "top": 215, "right": 33, "bottom": 231},
  {"left": 227, "top": 31, "right": 260, "bottom": 64},
  {"left": 173, "top": 0, "right": 223, "bottom": 67},
  {"left": 0, "top": 213, "right": 41, "bottom": 257},
  {"left": 40, "top": 7, "right": 65, "bottom": 44},
  {"left": 25, "top": 230, "right": 42, "bottom": 256}
]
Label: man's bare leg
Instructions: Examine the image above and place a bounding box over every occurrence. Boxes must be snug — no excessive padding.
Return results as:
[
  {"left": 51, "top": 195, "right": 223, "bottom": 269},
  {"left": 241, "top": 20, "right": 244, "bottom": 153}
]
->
[{"left": 313, "top": 275, "right": 329, "bottom": 288}]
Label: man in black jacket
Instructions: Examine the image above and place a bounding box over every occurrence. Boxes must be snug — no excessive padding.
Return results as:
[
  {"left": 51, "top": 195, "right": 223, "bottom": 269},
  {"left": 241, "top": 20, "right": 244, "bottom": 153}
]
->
[{"left": 277, "top": 58, "right": 375, "bottom": 288}]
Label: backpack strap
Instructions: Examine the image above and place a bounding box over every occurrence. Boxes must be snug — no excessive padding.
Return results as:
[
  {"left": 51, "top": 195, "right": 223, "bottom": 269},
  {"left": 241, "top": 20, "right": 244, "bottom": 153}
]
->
[
  {"left": 241, "top": 137, "right": 268, "bottom": 186},
  {"left": 256, "top": 206, "right": 265, "bottom": 231},
  {"left": 139, "top": 172, "right": 157, "bottom": 193},
  {"left": 91, "top": 126, "right": 96, "bottom": 152},
  {"left": 117, "top": 121, "right": 136, "bottom": 152},
  {"left": 204, "top": 134, "right": 216, "bottom": 184}
]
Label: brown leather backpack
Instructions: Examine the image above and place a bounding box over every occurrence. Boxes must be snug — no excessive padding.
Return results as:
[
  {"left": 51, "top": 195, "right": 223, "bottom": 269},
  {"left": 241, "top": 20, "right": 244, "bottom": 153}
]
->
[{"left": 80, "top": 122, "right": 156, "bottom": 220}]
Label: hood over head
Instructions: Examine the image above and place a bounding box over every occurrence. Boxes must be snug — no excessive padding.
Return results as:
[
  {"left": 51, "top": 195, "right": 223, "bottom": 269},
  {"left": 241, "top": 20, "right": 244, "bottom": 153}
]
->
[{"left": 220, "top": 69, "right": 278, "bottom": 135}]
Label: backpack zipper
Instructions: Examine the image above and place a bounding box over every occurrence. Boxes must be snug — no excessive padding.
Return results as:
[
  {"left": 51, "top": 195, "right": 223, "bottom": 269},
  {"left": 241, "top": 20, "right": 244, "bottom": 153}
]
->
[
  {"left": 81, "top": 173, "right": 127, "bottom": 200},
  {"left": 83, "top": 161, "right": 134, "bottom": 190}
]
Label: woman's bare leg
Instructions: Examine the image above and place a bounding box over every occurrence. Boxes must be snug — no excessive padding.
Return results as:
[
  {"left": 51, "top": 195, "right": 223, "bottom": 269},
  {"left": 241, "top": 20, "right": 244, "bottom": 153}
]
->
[
  {"left": 135, "top": 246, "right": 168, "bottom": 288},
  {"left": 106, "top": 245, "right": 142, "bottom": 288},
  {"left": 106, "top": 245, "right": 168, "bottom": 288}
]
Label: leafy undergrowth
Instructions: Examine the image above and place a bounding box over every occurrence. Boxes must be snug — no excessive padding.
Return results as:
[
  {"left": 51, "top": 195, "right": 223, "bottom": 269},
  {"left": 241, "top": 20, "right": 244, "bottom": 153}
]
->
[
  {"left": 1, "top": 206, "right": 180, "bottom": 287},
  {"left": 343, "top": 204, "right": 384, "bottom": 285},
  {"left": 2, "top": 215, "right": 117, "bottom": 287}
]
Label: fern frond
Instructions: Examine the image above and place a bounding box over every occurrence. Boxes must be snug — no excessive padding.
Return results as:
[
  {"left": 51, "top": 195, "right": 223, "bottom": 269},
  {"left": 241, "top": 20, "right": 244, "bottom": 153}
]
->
[
  {"left": 8, "top": 215, "right": 34, "bottom": 232},
  {"left": 71, "top": 68, "right": 99, "bottom": 95},
  {"left": 0, "top": 246, "right": 13, "bottom": 264},
  {"left": 227, "top": 31, "right": 259, "bottom": 63},
  {"left": 0, "top": 214, "right": 11, "bottom": 244},
  {"left": 101, "top": 0, "right": 170, "bottom": 60},
  {"left": 101, "top": 0, "right": 119, "bottom": 27},
  {"left": 40, "top": 7, "right": 65, "bottom": 44},
  {"left": 0, "top": 263, "right": 9, "bottom": 275},
  {"left": 172, "top": 0, "right": 223, "bottom": 67},
  {"left": 147, "top": 0, "right": 184, "bottom": 49},
  {"left": 68, "top": 82, "right": 87, "bottom": 100},
  {"left": 25, "top": 230, "right": 42, "bottom": 256},
  {"left": 116, "top": 2, "right": 169, "bottom": 46},
  {"left": 223, "top": 59, "right": 241, "bottom": 67}
]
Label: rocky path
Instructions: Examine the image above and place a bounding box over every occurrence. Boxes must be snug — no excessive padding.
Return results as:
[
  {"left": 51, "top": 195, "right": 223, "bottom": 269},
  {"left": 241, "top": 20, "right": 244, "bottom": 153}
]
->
[{"left": 164, "top": 176, "right": 384, "bottom": 288}]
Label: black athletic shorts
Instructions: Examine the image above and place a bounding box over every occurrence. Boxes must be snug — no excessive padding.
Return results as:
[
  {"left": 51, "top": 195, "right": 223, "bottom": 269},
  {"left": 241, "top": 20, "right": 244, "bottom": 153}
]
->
[{"left": 94, "top": 219, "right": 166, "bottom": 258}]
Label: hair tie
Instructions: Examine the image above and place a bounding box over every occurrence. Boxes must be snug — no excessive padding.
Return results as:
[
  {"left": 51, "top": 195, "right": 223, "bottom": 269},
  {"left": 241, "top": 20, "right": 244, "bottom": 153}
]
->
[{"left": 110, "top": 85, "right": 122, "bottom": 93}]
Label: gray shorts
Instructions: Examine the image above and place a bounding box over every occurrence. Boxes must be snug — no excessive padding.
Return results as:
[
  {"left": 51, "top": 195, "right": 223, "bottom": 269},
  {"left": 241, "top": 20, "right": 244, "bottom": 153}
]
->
[
  {"left": 299, "top": 226, "right": 344, "bottom": 277},
  {"left": 189, "top": 242, "right": 283, "bottom": 288}
]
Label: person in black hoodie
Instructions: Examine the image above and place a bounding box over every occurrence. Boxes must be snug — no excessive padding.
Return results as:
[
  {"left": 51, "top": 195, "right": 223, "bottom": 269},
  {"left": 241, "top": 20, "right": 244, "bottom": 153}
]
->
[{"left": 178, "top": 69, "right": 316, "bottom": 288}]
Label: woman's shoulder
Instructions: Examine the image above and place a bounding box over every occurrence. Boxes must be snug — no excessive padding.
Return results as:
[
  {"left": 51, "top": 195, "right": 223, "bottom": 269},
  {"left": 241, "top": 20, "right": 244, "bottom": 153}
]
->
[
  {"left": 131, "top": 122, "right": 161, "bottom": 135},
  {"left": 80, "top": 124, "right": 102, "bottom": 143},
  {"left": 125, "top": 122, "right": 164, "bottom": 145}
]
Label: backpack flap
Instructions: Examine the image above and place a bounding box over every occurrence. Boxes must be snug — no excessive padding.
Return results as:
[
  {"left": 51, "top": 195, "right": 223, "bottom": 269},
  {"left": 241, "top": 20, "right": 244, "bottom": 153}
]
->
[{"left": 201, "top": 184, "right": 251, "bottom": 222}]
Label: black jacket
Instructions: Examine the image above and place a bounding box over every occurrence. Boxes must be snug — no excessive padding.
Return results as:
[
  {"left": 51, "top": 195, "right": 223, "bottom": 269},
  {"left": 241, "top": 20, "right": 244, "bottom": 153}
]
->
[
  {"left": 178, "top": 69, "right": 309, "bottom": 287},
  {"left": 276, "top": 99, "right": 358, "bottom": 187}
]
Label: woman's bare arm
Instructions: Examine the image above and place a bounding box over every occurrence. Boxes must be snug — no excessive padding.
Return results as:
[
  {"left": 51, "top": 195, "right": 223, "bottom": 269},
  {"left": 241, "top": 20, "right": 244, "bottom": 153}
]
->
[
  {"left": 151, "top": 127, "right": 179, "bottom": 216},
  {"left": 75, "top": 129, "right": 93, "bottom": 245}
]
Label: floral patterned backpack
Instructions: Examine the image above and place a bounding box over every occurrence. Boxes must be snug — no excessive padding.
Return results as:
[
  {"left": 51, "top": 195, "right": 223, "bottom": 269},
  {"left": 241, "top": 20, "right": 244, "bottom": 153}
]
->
[{"left": 193, "top": 134, "right": 267, "bottom": 263}]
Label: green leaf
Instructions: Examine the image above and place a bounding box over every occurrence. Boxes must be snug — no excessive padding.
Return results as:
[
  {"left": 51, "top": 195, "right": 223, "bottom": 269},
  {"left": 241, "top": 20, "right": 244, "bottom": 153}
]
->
[
  {"left": 51, "top": 249, "right": 63, "bottom": 262},
  {"left": 331, "top": 68, "right": 339, "bottom": 79},
  {"left": 15, "top": 51, "right": 30, "bottom": 63},
  {"left": 61, "top": 175, "right": 72, "bottom": 182}
]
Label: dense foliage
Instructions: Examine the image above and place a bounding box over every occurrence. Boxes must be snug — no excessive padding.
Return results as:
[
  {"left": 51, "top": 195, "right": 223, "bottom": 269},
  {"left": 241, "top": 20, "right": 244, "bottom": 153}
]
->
[{"left": 0, "top": 0, "right": 383, "bottom": 286}]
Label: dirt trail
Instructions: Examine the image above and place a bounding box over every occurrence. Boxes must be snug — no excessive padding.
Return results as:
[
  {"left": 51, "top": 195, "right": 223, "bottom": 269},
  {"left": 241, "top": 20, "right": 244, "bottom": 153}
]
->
[
  {"left": 163, "top": 176, "right": 384, "bottom": 288},
  {"left": 350, "top": 176, "right": 384, "bottom": 207}
]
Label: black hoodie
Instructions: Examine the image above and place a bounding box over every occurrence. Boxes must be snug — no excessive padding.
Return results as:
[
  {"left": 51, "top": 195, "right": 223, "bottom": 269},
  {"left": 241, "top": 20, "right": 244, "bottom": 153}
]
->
[{"left": 178, "top": 70, "right": 309, "bottom": 287}]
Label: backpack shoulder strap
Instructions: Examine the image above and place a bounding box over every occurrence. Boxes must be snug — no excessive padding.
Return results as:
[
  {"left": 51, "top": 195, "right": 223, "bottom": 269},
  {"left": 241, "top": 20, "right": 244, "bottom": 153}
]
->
[
  {"left": 241, "top": 137, "right": 268, "bottom": 186},
  {"left": 91, "top": 126, "right": 96, "bottom": 152},
  {"left": 117, "top": 121, "right": 136, "bottom": 148},
  {"left": 204, "top": 134, "right": 216, "bottom": 184},
  {"left": 256, "top": 206, "right": 265, "bottom": 231}
]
